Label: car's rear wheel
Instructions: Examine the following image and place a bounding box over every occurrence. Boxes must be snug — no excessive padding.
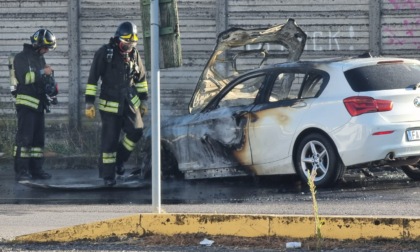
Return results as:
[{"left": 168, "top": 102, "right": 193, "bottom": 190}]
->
[
  {"left": 137, "top": 147, "right": 182, "bottom": 180},
  {"left": 294, "top": 133, "right": 345, "bottom": 188},
  {"left": 161, "top": 149, "right": 183, "bottom": 180},
  {"left": 401, "top": 164, "right": 420, "bottom": 180}
]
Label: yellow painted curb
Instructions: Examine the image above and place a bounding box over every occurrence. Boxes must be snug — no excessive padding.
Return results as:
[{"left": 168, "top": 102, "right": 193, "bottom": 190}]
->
[{"left": 14, "top": 214, "right": 420, "bottom": 243}]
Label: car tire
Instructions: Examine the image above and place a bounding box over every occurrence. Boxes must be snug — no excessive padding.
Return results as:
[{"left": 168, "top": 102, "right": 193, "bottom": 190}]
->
[
  {"left": 294, "top": 133, "right": 345, "bottom": 188},
  {"left": 401, "top": 164, "right": 420, "bottom": 180},
  {"left": 140, "top": 150, "right": 182, "bottom": 180}
]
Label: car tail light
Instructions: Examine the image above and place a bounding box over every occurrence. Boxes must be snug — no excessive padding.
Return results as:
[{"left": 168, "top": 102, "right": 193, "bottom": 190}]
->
[
  {"left": 372, "top": 130, "right": 394, "bottom": 136},
  {"left": 343, "top": 96, "right": 393, "bottom": 116}
]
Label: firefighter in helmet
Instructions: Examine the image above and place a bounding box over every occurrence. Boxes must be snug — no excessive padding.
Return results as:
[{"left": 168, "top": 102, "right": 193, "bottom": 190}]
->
[
  {"left": 85, "top": 21, "right": 148, "bottom": 186},
  {"left": 13, "top": 28, "right": 57, "bottom": 181}
]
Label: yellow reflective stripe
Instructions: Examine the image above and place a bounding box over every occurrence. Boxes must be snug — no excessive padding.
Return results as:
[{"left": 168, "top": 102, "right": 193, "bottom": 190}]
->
[
  {"left": 99, "top": 99, "right": 119, "bottom": 108},
  {"left": 131, "top": 95, "right": 140, "bottom": 109},
  {"left": 25, "top": 71, "right": 35, "bottom": 84},
  {"left": 122, "top": 135, "right": 135, "bottom": 151},
  {"left": 99, "top": 105, "right": 118, "bottom": 113},
  {"left": 102, "top": 152, "right": 116, "bottom": 164},
  {"left": 98, "top": 99, "right": 119, "bottom": 113},
  {"left": 17, "top": 94, "right": 39, "bottom": 104},
  {"left": 16, "top": 94, "right": 40, "bottom": 109},
  {"left": 16, "top": 100, "right": 38, "bottom": 109},
  {"left": 136, "top": 81, "right": 148, "bottom": 88},
  {"left": 135, "top": 81, "right": 148, "bottom": 93},
  {"left": 85, "top": 84, "right": 97, "bottom": 96},
  {"left": 136, "top": 87, "right": 148, "bottom": 93},
  {"left": 14, "top": 146, "right": 42, "bottom": 158},
  {"left": 20, "top": 147, "right": 31, "bottom": 158},
  {"left": 31, "top": 147, "right": 44, "bottom": 158}
]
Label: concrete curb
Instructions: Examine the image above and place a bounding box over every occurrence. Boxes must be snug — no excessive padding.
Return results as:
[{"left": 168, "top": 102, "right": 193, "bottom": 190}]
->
[{"left": 14, "top": 213, "right": 420, "bottom": 242}]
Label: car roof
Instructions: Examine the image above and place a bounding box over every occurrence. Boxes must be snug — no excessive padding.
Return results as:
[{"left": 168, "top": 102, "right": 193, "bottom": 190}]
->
[{"left": 269, "top": 56, "right": 420, "bottom": 71}]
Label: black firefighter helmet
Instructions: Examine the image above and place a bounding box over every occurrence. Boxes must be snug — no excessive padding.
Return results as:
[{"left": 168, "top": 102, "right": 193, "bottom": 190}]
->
[
  {"left": 30, "top": 29, "right": 56, "bottom": 50},
  {"left": 114, "top": 22, "right": 138, "bottom": 52}
]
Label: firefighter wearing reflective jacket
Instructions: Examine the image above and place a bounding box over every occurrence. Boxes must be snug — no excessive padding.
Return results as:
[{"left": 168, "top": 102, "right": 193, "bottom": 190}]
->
[
  {"left": 13, "top": 29, "right": 57, "bottom": 181},
  {"left": 85, "top": 21, "right": 148, "bottom": 187}
]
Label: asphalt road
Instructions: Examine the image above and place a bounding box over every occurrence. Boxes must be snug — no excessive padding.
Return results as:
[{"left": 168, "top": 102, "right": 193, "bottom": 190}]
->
[{"left": 1, "top": 160, "right": 420, "bottom": 252}]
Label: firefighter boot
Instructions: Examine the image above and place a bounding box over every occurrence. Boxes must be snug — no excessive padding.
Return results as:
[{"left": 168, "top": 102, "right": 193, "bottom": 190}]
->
[
  {"left": 30, "top": 158, "right": 51, "bottom": 180},
  {"left": 31, "top": 171, "right": 52, "bottom": 180},
  {"left": 104, "top": 177, "right": 116, "bottom": 187},
  {"left": 14, "top": 156, "right": 32, "bottom": 181},
  {"left": 116, "top": 163, "right": 125, "bottom": 176},
  {"left": 15, "top": 171, "right": 32, "bottom": 182}
]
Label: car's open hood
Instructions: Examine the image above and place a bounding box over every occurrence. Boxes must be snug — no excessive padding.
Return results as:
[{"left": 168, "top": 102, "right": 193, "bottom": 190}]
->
[{"left": 188, "top": 18, "right": 307, "bottom": 113}]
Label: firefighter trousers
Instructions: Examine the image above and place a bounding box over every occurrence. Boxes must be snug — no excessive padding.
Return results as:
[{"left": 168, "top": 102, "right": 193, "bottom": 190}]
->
[
  {"left": 99, "top": 104, "right": 143, "bottom": 179},
  {"left": 14, "top": 106, "right": 45, "bottom": 178}
]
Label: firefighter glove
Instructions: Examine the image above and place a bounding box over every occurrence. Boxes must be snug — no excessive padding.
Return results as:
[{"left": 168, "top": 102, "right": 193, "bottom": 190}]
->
[
  {"left": 85, "top": 103, "right": 95, "bottom": 119},
  {"left": 140, "top": 102, "right": 148, "bottom": 116}
]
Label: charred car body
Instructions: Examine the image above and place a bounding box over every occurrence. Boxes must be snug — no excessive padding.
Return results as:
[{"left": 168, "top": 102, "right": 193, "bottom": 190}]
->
[{"left": 137, "top": 19, "right": 420, "bottom": 187}]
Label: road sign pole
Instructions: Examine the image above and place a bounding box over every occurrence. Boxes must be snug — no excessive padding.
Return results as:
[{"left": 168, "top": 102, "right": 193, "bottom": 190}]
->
[{"left": 150, "top": 0, "right": 161, "bottom": 213}]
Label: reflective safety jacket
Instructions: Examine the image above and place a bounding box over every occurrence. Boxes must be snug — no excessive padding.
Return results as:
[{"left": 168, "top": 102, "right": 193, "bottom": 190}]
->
[
  {"left": 13, "top": 44, "right": 48, "bottom": 113},
  {"left": 85, "top": 40, "right": 148, "bottom": 115}
]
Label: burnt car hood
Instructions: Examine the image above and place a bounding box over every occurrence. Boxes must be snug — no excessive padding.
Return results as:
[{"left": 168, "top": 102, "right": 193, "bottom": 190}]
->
[{"left": 188, "top": 18, "right": 307, "bottom": 113}]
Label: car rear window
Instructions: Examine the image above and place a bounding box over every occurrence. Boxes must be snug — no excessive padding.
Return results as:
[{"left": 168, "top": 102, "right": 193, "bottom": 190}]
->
[{"left": 344, "top": 63, "right": 420, "bottom": 92}]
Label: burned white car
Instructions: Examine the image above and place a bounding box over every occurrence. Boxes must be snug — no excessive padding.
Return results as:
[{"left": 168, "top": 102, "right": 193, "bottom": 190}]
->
[{"left": 137, "top": 19, "right": 420, "bottom": 187}]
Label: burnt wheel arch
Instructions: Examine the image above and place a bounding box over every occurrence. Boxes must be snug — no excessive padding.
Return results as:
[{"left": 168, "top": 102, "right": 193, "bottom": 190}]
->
[
  {"left": 160, "top": 145, "right": 183, "bottom": 180},
  {"left": 140, "top": 143, "right": 183, "bottom": 180}
]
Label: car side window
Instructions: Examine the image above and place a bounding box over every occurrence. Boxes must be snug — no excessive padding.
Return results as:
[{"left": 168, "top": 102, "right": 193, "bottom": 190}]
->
[
  {"left": 300, "top": 73, "right": 324, "bottom": 98},
  {"left": 218, "top": 74, "right": 266, "bottom": 108},
  {"left": 269, "top": 72, "right": 305, "bottom": 102},
  {"left": 269, "top": 71, "right": 324, "bottom": 102}
]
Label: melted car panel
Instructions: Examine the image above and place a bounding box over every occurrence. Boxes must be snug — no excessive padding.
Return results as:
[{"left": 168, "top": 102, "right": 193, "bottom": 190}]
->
[
  {"left": 137, "top": 19, "right": 308, "bottom": 180},
  {"left": 189, "top": 18, "right": 307, "bottom": 114}
]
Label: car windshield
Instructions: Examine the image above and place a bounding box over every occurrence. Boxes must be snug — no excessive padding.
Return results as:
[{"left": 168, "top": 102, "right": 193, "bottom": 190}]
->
[
  {"left": 188, "top": 18, "right": 307, "bottom": 114},
  {"left": 344, "top": 62, "right": 420, "bottom": 92}
]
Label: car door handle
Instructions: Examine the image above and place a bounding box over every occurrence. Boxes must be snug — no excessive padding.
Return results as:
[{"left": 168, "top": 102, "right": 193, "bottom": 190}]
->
[
  {"left": 233, "top": 111, "right": 258, "bottom": 123},
  {"left": 291, "top": 101, "right": 307, "bottom": 108},
  {"left": 233, "top": 111, "right": 250, "bottom": 125}
]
